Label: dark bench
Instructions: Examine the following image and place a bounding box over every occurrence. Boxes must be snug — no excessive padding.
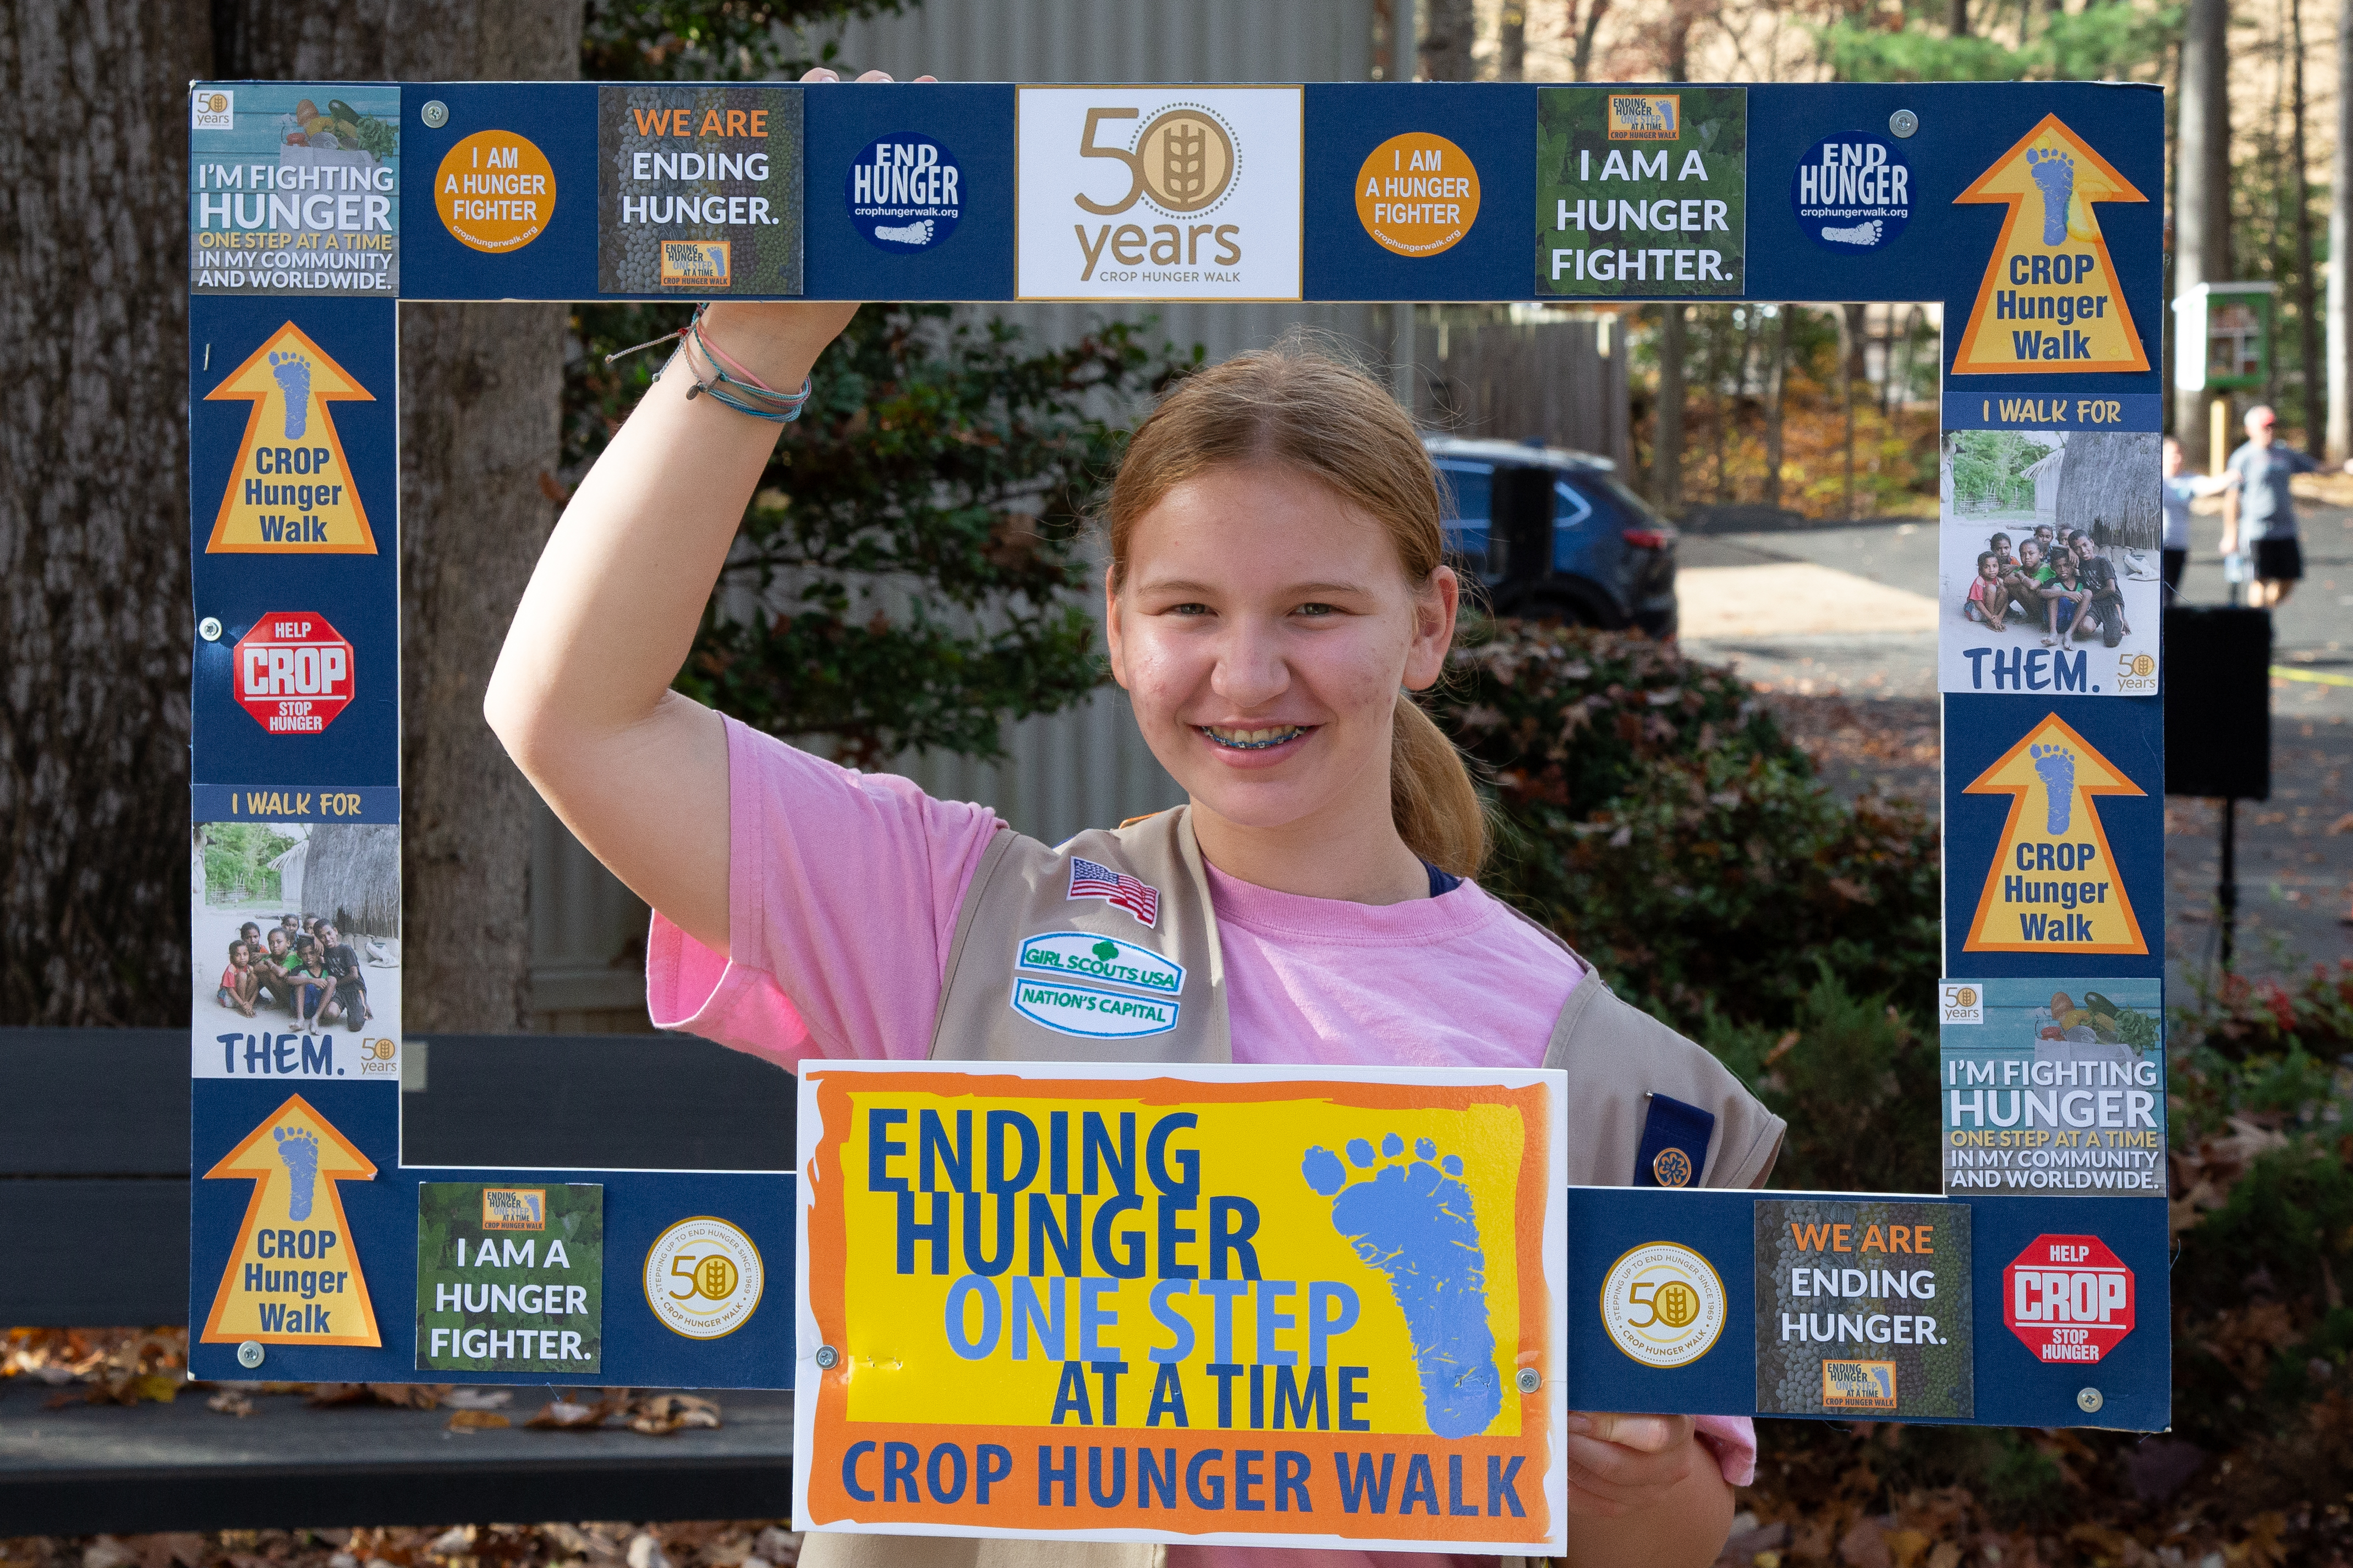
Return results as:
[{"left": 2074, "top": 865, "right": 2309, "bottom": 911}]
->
[{"left": 0, "top": 1028, "right": 799, "bottom": 1536}]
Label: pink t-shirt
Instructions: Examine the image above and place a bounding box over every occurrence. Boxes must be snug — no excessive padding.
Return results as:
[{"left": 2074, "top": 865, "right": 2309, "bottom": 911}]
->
[{"left": 648, "top": 719, "right": 1758, "bottom": 1563}]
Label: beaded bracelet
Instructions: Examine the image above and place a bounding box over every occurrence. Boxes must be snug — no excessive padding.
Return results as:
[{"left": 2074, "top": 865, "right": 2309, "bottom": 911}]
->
[{"left": 604, "top": 305, "right": 814, "bottom": 424}]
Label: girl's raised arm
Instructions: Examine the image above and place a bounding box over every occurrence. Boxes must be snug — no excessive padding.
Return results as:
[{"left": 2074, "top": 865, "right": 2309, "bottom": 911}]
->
[{"left": 484, "top": 298, "right": 851, "bottom": 956}]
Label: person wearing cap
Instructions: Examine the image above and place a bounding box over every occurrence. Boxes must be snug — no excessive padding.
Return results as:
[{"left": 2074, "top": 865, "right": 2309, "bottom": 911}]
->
[{"left": 2220, "top": 404, "right": 2353, "bottom": 609}]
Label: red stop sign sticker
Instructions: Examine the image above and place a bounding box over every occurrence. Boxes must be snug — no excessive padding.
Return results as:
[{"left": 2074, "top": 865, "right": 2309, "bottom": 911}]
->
[
  {"left": 2004, "top": 1234, "right": 2134, "bottom": 1365},
  {"left": 232, "top": 612, "right": 354, "bottom": 735}
]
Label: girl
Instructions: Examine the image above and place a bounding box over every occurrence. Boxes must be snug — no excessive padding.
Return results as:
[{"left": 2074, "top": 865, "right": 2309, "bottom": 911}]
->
[
  {"left": 1963, "top": 550, "right": 2009, "bottom": 631},
  {"left": 218, "top": 940, "right": 259, "bottom": 1018},
  {"left": 487, "top": 67, "right": 1779, "bottom": 1568}
]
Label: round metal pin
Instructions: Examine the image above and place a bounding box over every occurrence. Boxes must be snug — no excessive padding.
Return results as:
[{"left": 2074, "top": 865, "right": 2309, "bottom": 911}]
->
[
  {"left": 199, "top": 617, "right": 223, "bottom": 642},
  {"left": 813, "top": 1345, "right": 840, "bottom": 1370},
  {"left": 1889, "top": 109, "right": 1919, "bottom": 139},
  {"left": 420, "top": 100, "right": 449, "bottom": 130},
  {"left": 1514, "top": 1367, "right": 1542, "bottom": 1394},
  {"left": 2076, "top": 1387, "right": 2103, "bottom": 1413},
  {"left": 237, "top": 1340, "right": 265, "bottom": 1369}
]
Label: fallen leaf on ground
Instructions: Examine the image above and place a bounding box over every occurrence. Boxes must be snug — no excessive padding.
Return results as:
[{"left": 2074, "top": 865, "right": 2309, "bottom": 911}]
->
[
  {"left": 206, "top": 1389, "right": 254, "bottom": 1417},
  {"left": 440, "top": 1388, "right": 512, "bottom": 1411},
  {"left": 526, "top": 1398, "right": 611, "bottom": 1430},
  {"left": 444, "top": 1410, "right": 510, "bottom": 1432}
]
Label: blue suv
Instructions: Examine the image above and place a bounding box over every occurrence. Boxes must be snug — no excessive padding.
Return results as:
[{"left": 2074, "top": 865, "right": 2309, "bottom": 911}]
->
[{"left": 1426, "top": 437, "right": 1679, "bottom": 638}]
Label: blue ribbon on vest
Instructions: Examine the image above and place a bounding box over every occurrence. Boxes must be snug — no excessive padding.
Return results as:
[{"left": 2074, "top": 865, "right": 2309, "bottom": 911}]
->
[{"left": 1634, "top": 1093, "right": 1715, "bottom": 1188}]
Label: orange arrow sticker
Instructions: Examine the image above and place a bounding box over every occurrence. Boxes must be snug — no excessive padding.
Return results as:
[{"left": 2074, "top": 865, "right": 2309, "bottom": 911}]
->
[
  {"left": 203, "top": 322, "right": 378, "bottom": 554},
  {"left": 199, "top": 1093, "right": 382, "bottom": 1346},
  {"left": 1962, "top": 713, "right": 2148, "bottom": 955},
  {"left": 1949, "top": 114, "right": 2148, "bottom": 376}
]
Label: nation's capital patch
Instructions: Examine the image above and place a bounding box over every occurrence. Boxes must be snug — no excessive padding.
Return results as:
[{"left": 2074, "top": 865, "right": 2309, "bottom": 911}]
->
[{"left": 1066, "top": 856, "right": 1160, "bottom": 927}]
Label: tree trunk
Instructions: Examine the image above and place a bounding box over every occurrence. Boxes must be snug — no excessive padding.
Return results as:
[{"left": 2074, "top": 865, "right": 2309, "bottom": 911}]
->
[
  {"left": 0, "top": 2, "right": 211, "bottom": 1025},
  {"left": 2330, "top": 0, "right": 2353, "bottom": 461},
  {"left": 219, "top": 0, "right": 580, "bottom": 1031},
  {"left": 1763, "top": 307, "right": 1791, "bottom": 513},
  {"left": 1841, "top": 302, "right": 1868, "bottom": 520},
  {"left": 1949, "top": 0, "right": 1970, "bottom": 37},
  {"left": 1420, "top": 0, "right": 1477, "bottom": 80},
  {"left": 2291, "top": 0, "right": 2324, "bottom": 445},
  {"left": 1573, "top": 0, "right": 1610, "bottom": 80},
  {"left": 2176, "top": 0, "right": 2234, "bottom": 465},
  {"left": 1654, "top": 306, "right": 1687, "bottom": 514},
  {"left": 2057, "top": 433, "right": 2164, "bottom": 552},
  {"left": 1498, "top": 3, "right": 1527, "bottom": 80}
]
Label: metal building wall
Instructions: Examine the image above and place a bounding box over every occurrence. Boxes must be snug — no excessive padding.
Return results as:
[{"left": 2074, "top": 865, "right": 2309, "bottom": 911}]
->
[{"left": 528, "top": 0, "right": 1385, "bottom": 1026}]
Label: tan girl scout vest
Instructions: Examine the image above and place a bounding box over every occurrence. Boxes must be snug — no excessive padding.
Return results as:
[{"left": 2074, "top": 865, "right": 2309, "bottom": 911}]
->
[{"left": 803, "top": 806, "right": 1784, "bottom": 1568}]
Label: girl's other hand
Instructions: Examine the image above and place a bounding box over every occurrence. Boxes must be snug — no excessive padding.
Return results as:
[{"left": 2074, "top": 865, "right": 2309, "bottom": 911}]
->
[{"left": 1561, "top": 1411, "right": 1699, "bottom": 1517}]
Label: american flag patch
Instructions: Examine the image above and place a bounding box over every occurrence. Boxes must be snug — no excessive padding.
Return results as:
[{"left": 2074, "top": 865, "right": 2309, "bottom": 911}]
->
[{"left": 1067, "top": 857, "right": 1160, "bottom": 927}]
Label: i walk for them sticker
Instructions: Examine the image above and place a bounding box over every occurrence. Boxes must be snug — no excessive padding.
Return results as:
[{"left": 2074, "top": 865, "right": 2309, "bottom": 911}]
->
[
  {"left": 199, "top": 1093, "right": 381, "bottom": 1346},
  {"left": 203, "top": 321, "right": 378, "bottom": 554},
  {"left": 1949, "top": 114, "right": 2149, "bottom": 375},
  {"left": 1961, "top": 713, "right": 2148, "bottom": 955}
]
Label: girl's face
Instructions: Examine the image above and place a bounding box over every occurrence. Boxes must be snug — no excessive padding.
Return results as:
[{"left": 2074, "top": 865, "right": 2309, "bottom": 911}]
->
[
  {"left": 2020, "top": 541, "right": 2042, "bottom": 569},
  {"left": 1106, "top": 464, "right": 1457, "bottom": 838},
  {"left": 230, "top": 943, "right": 249, "bottom": 967},
  {"left": 1978, "top": 556, "right": 2000, "bottom": 581}
]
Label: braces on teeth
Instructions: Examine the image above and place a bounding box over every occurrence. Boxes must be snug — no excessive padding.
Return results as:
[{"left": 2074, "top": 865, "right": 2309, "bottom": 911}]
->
[{"left": 1202, "top": 726, "right": 1304, "bottom": 750}]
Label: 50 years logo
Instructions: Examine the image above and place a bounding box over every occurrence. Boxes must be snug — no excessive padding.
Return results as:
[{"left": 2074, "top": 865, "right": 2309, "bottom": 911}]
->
[
  {"left": 1017, "top": 87, "right": 1301, "bottom": 302},
  {"left": 643, "top": 1215, "right": 764, "bottom": 1340},
  {"left": 1600, "top": 1240, "right": 1727, "bottom": 1367}
]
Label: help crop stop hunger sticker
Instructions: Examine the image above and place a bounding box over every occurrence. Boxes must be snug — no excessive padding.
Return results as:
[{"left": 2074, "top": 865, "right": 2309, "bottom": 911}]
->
[
  {"left": 2004, "top": 1234, "right": 2133, "bottom": 1364},
  {"left": 233, "top": 613, "right": 354, "bottom": 734}
]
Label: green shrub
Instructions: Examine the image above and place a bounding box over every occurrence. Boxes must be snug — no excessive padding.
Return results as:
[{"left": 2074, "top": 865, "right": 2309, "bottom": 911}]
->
[{"left": 1432, "top": 620, "right": 1942, "bottom": 1040}]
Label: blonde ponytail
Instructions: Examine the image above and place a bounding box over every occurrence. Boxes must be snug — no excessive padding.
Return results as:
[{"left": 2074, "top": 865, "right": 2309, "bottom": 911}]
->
[
  {"left": 1391, "top": 692, "right": 1488, "bottom": 879},
  {"left": 1106, "top": 338, "right": 1492, "bottom": 880}
]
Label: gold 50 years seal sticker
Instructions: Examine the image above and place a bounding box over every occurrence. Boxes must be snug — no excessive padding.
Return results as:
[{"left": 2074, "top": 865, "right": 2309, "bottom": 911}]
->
[
  {"left": 1600, "top": 1241, "right": 1726, "bottom": 1367},
  {"left": 644, "top": 1216, "right": 764, "bottom": 1340}
]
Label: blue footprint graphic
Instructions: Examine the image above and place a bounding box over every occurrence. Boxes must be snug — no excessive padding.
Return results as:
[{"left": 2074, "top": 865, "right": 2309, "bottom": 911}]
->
[
  {"left": 1302, "top": 1132, "right": 1500, "bottom": 1440},
  {"left": 270, "top": 350, "right": 312, "bottom": 439},
  {"left": 2026, "top": 147, "right": 2075, "bottom": 246},
  {"left": 275, "top": 1125, "right": 319, "bottom": 1221},
  {"left": 2031, "top": 741, "right": 2076, "bottom": 834}
]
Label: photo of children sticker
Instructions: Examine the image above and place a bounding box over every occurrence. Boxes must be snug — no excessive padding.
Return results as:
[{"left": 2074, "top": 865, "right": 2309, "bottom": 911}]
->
[
  {"left": 190, "top": 822, "right": 401, "bottom": 1074},
  {"left": 1936, "top": 430, "right": 2162, "bottom": 696}
]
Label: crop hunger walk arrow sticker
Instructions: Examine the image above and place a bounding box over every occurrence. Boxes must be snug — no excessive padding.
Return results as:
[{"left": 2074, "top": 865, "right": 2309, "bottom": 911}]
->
[
  {"left": 1949, "top": 114, "right": 2148, "bottom": 375},
  {"left": 1962, "top": 713, "right": 2148, "bottom": 955},
  {"left": 204, "top": 321, "right": 378, "bottom": 554},
  {"left": 199, "top": 1093, "right": 382, "bottom": 1346}
]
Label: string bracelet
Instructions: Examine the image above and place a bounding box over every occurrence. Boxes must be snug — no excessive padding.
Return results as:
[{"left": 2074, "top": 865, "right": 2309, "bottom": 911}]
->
[{"left": 604, "top": 304, "right": 814, "bottom": 425}]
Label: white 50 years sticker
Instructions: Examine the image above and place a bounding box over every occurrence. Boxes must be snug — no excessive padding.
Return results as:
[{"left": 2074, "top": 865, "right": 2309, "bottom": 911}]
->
[
  {"left": 644, "top": 1216, "right": 764, "bottom": 1340},
  {"left": 1600, "top": 1241, "right": 1727, "bottom": 1368}
]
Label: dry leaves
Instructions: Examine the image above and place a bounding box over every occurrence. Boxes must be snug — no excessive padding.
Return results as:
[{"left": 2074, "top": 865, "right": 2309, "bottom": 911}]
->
[{"left": 442, "top": 1410, "right": 509, "bottom": 1433}]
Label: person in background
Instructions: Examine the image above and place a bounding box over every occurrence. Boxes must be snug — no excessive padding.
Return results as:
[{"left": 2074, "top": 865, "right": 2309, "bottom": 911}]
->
[
  {"left": 2160, "top": 435, "right": 2237, "bottom": 597},
  {"left": 2220, "top": 404, "right": 2353, "bottom": 609}
]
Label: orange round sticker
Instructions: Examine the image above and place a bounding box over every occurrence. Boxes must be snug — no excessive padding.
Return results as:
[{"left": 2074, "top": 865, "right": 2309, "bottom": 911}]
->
[
  {"left": 1355, "top": 132, "right": 1481, "bottom": 258},
  {"left": 435, "top": 129, "right": 557, "bottom": 254}
]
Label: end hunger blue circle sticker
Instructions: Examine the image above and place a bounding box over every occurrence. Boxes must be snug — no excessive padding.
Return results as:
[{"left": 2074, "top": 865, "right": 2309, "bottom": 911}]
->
[
  {"left": 1790, "top": 131, "right": 1911, "bottom": 253},
  {"left": 846, "top": 133, "right": 963, "bottom": 252}
]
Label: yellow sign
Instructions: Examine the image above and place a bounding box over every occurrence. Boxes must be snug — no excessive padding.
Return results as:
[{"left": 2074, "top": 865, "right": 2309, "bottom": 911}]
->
[
  {"left": 793, "top": 1061, "right": 1567, "bottom": 1553},
  {"left": 1962, "top": 713, "right": 2148, "bottom": 955},
  {"left": 199, "top": 1093, "right": 382, "bottom": 1347},
  {"left": 202, "top": 322, "right": 377, "bottom": 554},
  {"left": 1950, "top": 114, "right": 2149, "bottom": 375}
]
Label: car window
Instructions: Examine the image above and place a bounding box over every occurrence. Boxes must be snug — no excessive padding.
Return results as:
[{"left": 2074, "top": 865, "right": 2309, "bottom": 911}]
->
[
  {"left": 1592, "top": 474, "right": 1668, "bottom": 526},
  {"left": 1435, "top": 461, "right": 1490, "bottom": 522}
]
